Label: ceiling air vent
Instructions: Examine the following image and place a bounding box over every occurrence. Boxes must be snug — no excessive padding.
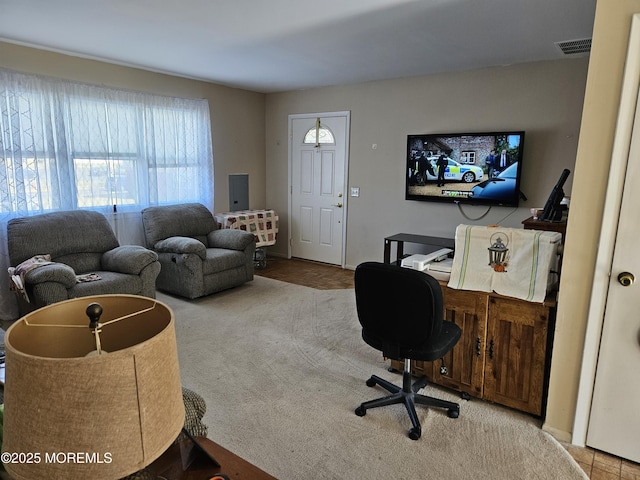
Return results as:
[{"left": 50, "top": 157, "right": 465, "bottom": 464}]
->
[{"left": 555, "top": 38, "right": 592, "bottom": 55}]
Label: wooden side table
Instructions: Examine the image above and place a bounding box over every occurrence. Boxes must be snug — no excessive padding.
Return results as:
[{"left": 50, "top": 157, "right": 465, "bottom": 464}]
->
[
  {"left": 383, "top": 233, "right": 455, "bottom": 264},
  {"left": 149, "top": 436, "right": 277, "bottom": 480}
]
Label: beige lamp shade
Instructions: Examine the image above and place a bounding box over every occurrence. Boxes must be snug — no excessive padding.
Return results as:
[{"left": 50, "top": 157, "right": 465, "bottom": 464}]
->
[{"left": 1, "top": 294, "right": 185, "bottom": 480}]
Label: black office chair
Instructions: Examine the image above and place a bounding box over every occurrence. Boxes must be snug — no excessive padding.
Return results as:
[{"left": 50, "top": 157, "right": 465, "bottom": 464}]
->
[{"left": 353, "top": 262, "right": 462, "bottom": 440}]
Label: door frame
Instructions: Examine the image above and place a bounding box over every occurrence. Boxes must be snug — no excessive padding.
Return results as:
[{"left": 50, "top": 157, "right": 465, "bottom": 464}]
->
[
  {"left": 572, "top": 13, "right": 640, "bottom": 446},
  {"left": 287, "top": 111, "right": 351, "bottom": 267}
]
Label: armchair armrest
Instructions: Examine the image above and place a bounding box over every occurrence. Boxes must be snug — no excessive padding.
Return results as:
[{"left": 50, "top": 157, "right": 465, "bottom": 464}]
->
[
  {"left": 24, "top": 263, "right": 77, "bottom": 289},
  {"left": 207, "top": 229, "right": 255, "bottom": 251},
  {"left": 154, "top": 236, "right": 207, "bottom": 260},
  {"left": 102, "top": 245, "right": 159, "bottom": 275}
]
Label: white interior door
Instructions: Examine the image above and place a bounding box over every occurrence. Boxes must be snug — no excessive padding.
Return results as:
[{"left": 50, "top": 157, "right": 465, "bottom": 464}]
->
[
  {"left": 289, "top": 113, "right": 349, "bottom": 265},
  {"left": 585, "top": 84, "right": 640, "bottom": 463}
]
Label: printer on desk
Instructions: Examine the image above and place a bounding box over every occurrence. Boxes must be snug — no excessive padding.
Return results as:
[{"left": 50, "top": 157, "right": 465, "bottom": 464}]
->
[{"left": 400, "top": 248, "right": 453, "bottom": 280}]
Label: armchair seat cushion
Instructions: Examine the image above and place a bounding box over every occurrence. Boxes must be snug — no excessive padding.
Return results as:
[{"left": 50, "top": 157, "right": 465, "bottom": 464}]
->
[
  {"left": 69, "top": 271, "right": 143, "bottom": 297},
  {"left": 202, "top": 249, "right": 250, "bottom": 275}
]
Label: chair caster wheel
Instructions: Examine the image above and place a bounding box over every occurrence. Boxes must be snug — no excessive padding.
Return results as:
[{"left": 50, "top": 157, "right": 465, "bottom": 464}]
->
[
  {"left": 365, "top": 377, "right": 376, "bottom": 387},
  {"left": 447, "top": 408, "right": 460, "bottom": 419},
  {"left": 355, "top": 406, "right": 366, "bottom": 417},
  {"left": 408, "top": 427, "right": 421, "bottom": 440}
]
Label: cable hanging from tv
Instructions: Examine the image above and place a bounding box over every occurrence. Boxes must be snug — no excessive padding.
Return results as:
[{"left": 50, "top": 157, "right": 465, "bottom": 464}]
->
[{"left": 456, "top": 202, "right": 492, "bottom": 221}]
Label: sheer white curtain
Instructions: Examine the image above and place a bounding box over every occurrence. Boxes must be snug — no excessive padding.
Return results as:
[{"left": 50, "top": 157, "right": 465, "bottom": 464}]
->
[{"left": 0, "top": 68, "right": 214, "bottom": 320}]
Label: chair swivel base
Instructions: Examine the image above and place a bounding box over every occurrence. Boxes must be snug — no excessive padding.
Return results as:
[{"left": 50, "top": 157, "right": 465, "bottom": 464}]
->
[{"left": 355, "top": 369, "right": 460, "bottom": 440}]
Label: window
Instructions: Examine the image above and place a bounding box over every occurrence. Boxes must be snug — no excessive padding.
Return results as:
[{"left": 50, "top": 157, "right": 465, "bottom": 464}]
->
[
  {"left": 460, "top": 151, "right": 476, "bottom": 164},
  {"left": 0, "top": 69, "right": 213, "bottom": 215},
  {"left": 303, "top": 124, "right": 335, "bottom": 145}
]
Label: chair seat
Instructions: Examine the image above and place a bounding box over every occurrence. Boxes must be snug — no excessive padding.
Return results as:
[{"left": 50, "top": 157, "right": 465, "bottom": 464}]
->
[
  {"left": 362, "top": 319, "right": 461, "bottom": 362},
  {"left": 202, "top": 248, "right": 250, "bottom": 275},
  {"left": 68, "top": 271, "right": 143, "bottom": 297}
]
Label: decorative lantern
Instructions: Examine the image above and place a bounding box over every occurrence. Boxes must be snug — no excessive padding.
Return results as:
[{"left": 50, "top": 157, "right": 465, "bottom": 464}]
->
[{"left": 488, "top": 233, "right": 509, "bottom": 272}]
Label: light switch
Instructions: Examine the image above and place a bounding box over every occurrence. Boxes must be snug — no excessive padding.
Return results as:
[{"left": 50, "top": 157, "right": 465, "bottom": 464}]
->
[{"left": 350, "top": 187, "right": 360, "bottom": 197}]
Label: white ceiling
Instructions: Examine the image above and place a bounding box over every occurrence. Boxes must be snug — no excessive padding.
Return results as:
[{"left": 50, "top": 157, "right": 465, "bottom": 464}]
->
[{"left": 0, "top": 0, "right": 597, "bottom": 93}]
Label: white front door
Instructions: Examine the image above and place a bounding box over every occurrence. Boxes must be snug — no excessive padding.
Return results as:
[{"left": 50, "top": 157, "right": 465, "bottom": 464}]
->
[
  {"left": 585, "top": 29, "right": 640, "bottom": 460},
  {"left": 289, "top": 112, "right": 350, "bottom": 265}
]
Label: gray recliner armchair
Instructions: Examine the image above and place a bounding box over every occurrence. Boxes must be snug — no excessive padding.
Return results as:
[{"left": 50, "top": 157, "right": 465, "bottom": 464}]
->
[
  {"left": 7, "top": 210, "right": 161, "bottom": 316},
  {"left": 141, "top": 203, "right": 255, "bottom": 299}
]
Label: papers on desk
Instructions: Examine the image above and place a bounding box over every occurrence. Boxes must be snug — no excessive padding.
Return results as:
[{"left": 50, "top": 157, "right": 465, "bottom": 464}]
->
[
  {"left": 400, "top": 249, "right": 454, "bottom": 281},
  {"left": 400, "top": 248, "right": 453, "bottom": 270}
]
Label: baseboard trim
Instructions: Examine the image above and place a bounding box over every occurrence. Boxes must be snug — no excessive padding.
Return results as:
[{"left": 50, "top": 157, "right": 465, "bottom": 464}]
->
[
  {"left": 265, "top": 251, "right": 356, "bottom": 271},
  {"left": 542, "top": 424, "right": 572, "bottom": 443},
  {"left": 265, "top": 250, "right": 288, "bottom": 259}
]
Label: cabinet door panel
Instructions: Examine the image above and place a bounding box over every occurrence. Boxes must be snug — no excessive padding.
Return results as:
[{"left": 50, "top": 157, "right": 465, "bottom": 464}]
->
[
  {"left": 432, "top": 287, "right": 488, "bottom": 397},
  {"left": 484, "top": 297, "right": 548, "bottom": 415}
]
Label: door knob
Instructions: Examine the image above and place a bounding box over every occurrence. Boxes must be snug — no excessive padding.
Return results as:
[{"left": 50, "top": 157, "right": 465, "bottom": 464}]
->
[
  {"left": 333, "top": 202, "right": 343, "bottom": 208},
  {"left": 618, "top": 272, "right": 635, "bottom": 287}
]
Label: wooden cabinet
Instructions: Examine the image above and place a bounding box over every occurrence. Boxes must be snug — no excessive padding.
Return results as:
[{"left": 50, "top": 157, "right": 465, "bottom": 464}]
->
[{"left": 391, "top": 285, "right": 555, "bottom": 416}]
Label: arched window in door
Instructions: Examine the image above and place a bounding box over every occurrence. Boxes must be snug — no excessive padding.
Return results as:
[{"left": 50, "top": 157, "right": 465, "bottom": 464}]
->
[{"left": 303, "top": 121, "right": 335, "bottom": 146}]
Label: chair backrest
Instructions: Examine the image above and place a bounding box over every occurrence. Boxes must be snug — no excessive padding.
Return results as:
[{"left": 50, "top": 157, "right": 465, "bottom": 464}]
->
[
  {"left": 7, "top": 210, "right": 119, "bottom": 271},
  {"left": 354, "top": 262, "right": 444, "bottom": 358},
  {"left": 141, "top": 203, "right": 217, "bottom": 248}
]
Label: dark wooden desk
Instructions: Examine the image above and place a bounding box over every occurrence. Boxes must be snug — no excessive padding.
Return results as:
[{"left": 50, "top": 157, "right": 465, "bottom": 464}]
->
[
  {"left": 383, "top": 233, "right": 455, "bottom": 264},
  {"left": 522, "top": 217, "right": 567, "bottom": 244},
  {"left": 150, "top": 436, "right": 278, "bottom": 480}
]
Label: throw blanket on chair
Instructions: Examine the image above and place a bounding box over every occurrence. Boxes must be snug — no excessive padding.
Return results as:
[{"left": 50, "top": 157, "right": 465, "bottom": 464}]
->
[
  {"left": 8, "top": 254, "right": 54, "bottom": 303},
  {"left": 448, "top": 224, "right": 561, "bottom": 302},
  {"left": 8, "top": 255, "right": 103, "bottom": 303}
]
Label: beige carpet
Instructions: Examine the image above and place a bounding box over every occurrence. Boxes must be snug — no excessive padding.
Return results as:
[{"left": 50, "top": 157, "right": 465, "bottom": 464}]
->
[{"left": 159, "top": 276, "right": 587, "bottom": 480}]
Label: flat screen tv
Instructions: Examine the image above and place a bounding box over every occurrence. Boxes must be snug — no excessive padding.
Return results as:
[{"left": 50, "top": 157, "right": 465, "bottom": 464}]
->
[{"left": 406, "top": 131, "right": 525, "bottom": 207}]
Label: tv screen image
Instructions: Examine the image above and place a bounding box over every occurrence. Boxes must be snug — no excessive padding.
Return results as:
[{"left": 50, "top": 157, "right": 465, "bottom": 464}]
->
[{"left": 406, "top": 131, "right": 525, "bottom": 207}]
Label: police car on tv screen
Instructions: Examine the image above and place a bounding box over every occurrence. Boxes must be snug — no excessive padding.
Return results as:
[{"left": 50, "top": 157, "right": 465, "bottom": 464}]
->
[{"left": 426, "top": 156, "right": 484, "bottom": 183}]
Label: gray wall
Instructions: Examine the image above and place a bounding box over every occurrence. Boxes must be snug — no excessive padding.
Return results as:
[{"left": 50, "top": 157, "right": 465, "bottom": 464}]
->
[{"left": 265, "top": 58, "right": 589, "bottom": 268}]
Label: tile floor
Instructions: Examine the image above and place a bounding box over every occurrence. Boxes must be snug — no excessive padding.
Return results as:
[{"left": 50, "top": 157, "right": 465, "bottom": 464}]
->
[
  {"left": 255, "top": 255, "right": 640, "bottom": 480},
  {"left": 562, "top": 444, "right": 640, "bottom": 480}
]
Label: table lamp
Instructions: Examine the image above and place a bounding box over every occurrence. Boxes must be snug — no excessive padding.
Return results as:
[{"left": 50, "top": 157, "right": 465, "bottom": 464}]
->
[{"left": 1, "top": 294, "right": 185, "bottom": 480}]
